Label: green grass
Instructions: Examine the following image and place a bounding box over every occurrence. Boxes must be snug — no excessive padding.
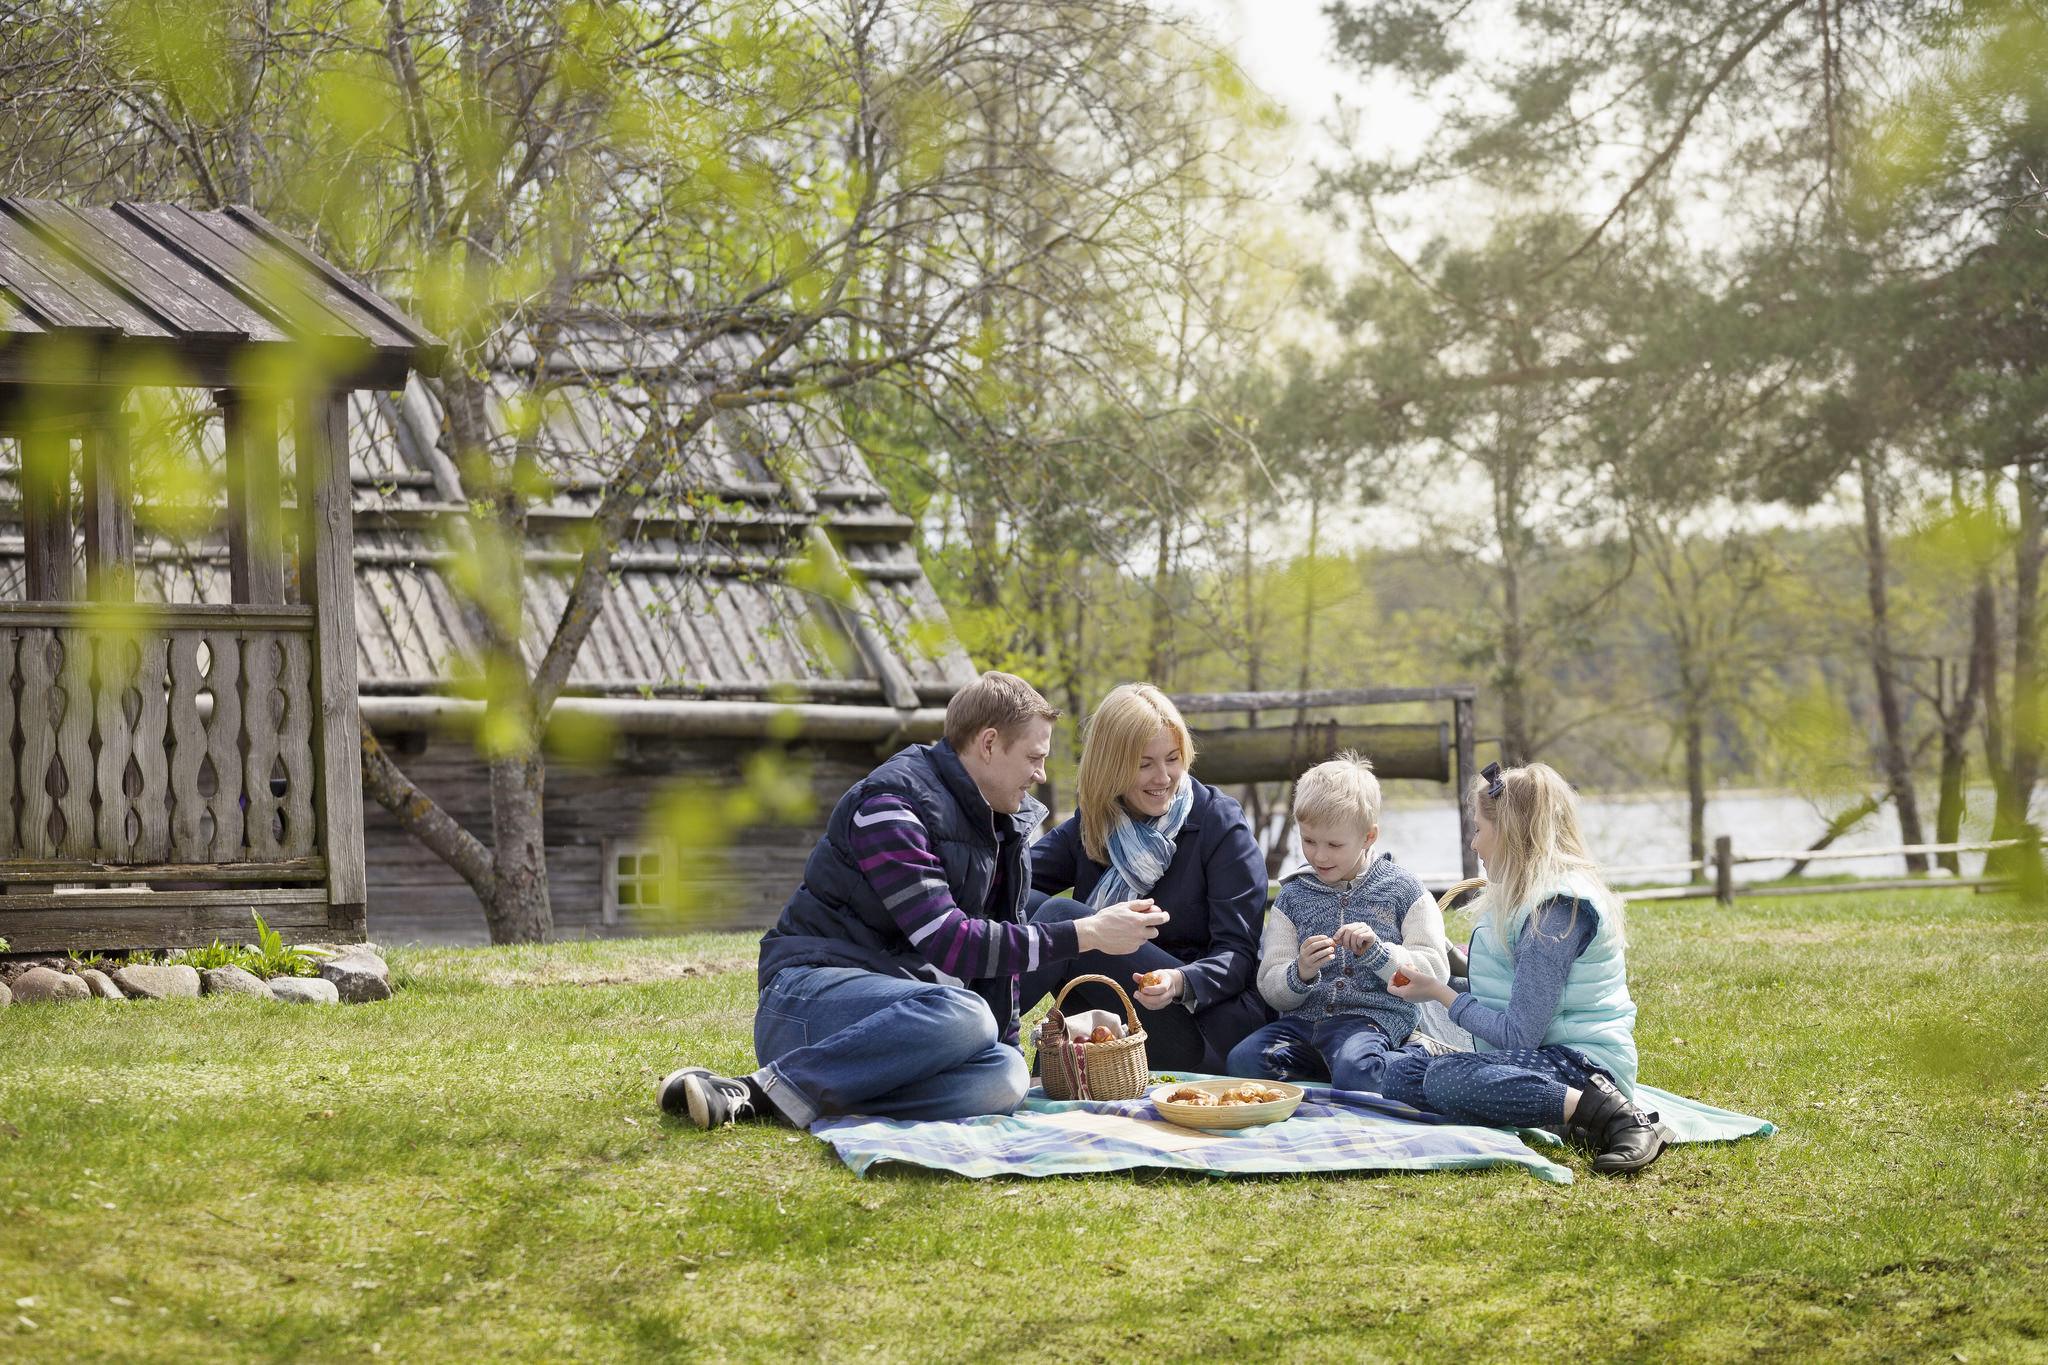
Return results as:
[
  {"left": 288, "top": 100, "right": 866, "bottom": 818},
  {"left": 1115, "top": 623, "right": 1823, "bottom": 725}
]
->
[{"left": 2, "top": 894, "right": 2044, "bottom": 1362}]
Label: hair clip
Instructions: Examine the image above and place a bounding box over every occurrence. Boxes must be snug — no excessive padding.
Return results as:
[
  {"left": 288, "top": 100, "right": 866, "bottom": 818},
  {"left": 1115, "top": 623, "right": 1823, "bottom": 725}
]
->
[{"left": 1481, "top": 762, "right": 1505, "bottom": 799}]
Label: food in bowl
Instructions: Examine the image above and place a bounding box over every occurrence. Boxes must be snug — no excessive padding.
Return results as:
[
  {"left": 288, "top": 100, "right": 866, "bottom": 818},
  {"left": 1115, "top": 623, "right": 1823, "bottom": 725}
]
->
[{"left": 1162, "top": 1085, "right": 1218, "bottom": 1106}]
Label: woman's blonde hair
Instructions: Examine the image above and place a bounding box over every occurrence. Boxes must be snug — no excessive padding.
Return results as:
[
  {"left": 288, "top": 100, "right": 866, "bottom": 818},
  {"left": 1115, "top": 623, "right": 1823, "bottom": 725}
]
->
[
  {"left": 1077, "top": 684, "right": 1197, "bottom": 862},
  {"left": 1471, "top": 762, "right": 1623, "bottom": 956}
]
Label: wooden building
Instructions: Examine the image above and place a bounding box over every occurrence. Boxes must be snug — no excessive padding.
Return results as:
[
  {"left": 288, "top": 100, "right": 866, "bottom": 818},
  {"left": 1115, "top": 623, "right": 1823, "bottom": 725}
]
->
[
  {"left": 0, "top": 199, "right": 442, "bottom": 954},
  {"left": 337, "top": 325, "right": 977, "bottom": 941}
]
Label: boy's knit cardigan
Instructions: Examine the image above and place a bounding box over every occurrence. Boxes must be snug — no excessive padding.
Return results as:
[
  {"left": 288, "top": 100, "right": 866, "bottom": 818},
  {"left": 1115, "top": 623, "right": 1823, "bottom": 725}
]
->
[{"left": 1256, "top": 851, "right": 1450, "bottom": 1044}]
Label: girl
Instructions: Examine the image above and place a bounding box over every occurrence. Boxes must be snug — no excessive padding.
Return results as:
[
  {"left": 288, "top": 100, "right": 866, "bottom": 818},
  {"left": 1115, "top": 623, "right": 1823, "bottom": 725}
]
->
[{"left": 1381, "top": 761, "right": 1666, "bottom": 1174}]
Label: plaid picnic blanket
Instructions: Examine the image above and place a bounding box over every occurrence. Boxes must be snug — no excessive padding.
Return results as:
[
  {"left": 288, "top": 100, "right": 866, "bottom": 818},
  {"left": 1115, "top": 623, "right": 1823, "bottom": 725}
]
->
[{"left": 808, "top": 1078, "right": 1772, "bottom": 1186}]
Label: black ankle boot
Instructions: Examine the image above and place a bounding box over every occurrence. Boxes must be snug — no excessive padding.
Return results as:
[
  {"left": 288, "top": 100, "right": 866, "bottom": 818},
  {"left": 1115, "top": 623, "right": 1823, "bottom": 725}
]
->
[{"left": 1567, "top": 1074, "right": 1667, "bottom": 1175}]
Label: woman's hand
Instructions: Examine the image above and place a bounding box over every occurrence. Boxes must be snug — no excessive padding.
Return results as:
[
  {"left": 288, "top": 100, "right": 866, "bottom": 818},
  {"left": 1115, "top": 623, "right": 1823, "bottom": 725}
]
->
[
  {"left": 1331, "top": 923, "right": 1378, "bottom": 954},
  {"left": 1295, "top": 934, "right": 1336, "bottom": 981},
  {"left": 1386, "top": 968, "right": 1455, "bottom": 1007},
  {"left": 1132, "top": 968, "right": 1183, "bottom": 1010},
  {"left": 1077, "top": 899, "right": 1169, "bottom": 955}
]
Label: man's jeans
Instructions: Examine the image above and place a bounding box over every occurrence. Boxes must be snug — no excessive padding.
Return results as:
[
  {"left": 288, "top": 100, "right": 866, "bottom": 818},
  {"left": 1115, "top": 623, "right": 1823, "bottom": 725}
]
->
[{"left": 751, "top": 965, "right": 1029, "bottom": 1126}]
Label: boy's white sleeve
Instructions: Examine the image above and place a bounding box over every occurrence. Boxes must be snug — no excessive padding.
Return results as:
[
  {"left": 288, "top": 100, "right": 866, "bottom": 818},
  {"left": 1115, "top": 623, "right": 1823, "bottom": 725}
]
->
[
  {"left": 1371, "top": 890, "right": 1451, "bottom": 983},
  {"left": 1257, "top": 908, "right": 1310, "bottom": 1011}
]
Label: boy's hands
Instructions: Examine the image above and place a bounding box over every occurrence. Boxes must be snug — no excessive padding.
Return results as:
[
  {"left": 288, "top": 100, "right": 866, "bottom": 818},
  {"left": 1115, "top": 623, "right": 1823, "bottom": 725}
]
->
[
  {"left": 1132, "top": 968, "right": 1183, "bottom": 1009},
  {"left": 1295, "top": 934, "right": 1336, "bottom": 981},
  {"left": 1076, "top": 899, "right": 1169, "bottom": 955},
  {"left": 1331, "top": 923, "right": 1378, "bottom": 954}
]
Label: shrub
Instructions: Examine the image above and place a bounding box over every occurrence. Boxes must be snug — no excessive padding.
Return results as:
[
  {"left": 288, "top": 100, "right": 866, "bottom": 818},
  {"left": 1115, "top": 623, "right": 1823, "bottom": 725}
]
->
[
  {"left": 247, "top": 913, "right": 323, "bottom": 979},
  {"left": 167, "top": 940, "right": 258, "bottom": 972}
]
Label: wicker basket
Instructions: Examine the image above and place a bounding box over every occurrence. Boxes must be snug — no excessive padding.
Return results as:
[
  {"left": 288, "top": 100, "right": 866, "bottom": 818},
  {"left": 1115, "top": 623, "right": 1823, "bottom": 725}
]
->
[{"left": 1036, "top": 974, "right": 1149, "bottom": 1101}]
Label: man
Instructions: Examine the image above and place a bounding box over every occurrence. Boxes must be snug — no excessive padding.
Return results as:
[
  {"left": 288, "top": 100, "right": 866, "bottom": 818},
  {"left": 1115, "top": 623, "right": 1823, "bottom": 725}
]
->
[{"left": 660, "top": 671, "right": 1168, "bottom": 1128}]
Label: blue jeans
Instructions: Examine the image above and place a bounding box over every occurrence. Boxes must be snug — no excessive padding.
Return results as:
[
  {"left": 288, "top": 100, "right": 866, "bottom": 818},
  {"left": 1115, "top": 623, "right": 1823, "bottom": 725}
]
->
[
  {"left": 1379, "top": 1044, "right": 1609, "bottom": 1127},
  {"left": 750, "top": 965, "right": 1029, "bottom": 1126},
  {"left": 1225, "top": 1013, "right": 1401, "bottom": 1093},
  {"left": 1017, "top": 894, "right": 1271, "bottom": 1073}
]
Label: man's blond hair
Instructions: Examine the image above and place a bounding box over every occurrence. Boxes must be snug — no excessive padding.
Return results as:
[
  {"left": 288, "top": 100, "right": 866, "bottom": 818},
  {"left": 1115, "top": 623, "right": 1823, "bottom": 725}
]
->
[
  {"left": 1294, "top": 751, "right": 1381, "bottom": 838},
  {"left": 943, "top": 671, "right": 1060, "bottom": 750}
]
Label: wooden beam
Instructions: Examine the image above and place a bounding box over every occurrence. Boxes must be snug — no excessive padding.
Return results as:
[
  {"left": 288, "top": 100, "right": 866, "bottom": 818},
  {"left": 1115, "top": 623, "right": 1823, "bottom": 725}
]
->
[
  {"left": 1172, "top": 686, "right": 1479, "bottom": 714},
  {"left": 299, "top": 390, "right": 367, "bottom": 937},
  {"left": 221, "top": 389, "right": 286, "bottom": 605},
  {"left": 0, "top": 856, "right": 326, "bottom": 883},
  {"left": 1186, "top": 721, "right": 1448, "bottom": 786},
  {"left": 19, "top": 423, "right": 73, "bottom": 600},
  {"left": 1454, "top": 694, "right": 1478, "bottom": 880},
  {"left": 81, "top": 402, "right": 134, "bottom": 600},
  {"left": 0, "top": 603, "right": 313, "bottom": 631},
  {"left": 0, "top": 893, "right": 329, "bottom": 954}
]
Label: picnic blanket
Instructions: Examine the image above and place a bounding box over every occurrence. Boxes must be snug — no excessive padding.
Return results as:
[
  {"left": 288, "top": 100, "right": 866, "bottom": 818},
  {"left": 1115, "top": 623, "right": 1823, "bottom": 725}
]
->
[{"left": 809, "top": 1077, "right": 1772, "bottom": 1186}]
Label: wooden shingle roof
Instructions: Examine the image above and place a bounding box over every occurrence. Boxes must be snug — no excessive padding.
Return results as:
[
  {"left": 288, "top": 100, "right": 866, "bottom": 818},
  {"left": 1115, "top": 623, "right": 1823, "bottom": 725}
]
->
[{"left": 0, "top": 200, "right": 444, "bottom": 390}]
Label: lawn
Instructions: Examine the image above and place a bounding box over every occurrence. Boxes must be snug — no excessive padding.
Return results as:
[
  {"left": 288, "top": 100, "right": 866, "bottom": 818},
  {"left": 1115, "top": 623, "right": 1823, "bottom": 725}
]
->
[{"left": 2, "top": 890, "right": 2044, "bottom": 1362}]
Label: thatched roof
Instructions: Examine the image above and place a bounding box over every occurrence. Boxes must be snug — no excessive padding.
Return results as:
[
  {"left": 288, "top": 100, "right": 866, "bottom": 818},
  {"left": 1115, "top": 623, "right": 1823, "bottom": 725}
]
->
[
  {"left": 0, "top": 323, "right": 975, "bottom": 714},
  {"left": 0, "top": 199, "right": 443, "bottom": 389}
]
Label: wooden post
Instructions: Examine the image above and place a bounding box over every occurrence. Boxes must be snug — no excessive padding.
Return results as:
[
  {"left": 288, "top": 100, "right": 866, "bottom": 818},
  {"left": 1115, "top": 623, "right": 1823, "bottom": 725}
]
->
[
  {"left": 20, "top": 424, "right": 74, "bottom": 602},
  {"left": 1714, "top": 835, "right": 1734, "bottom": 906},
  {"left": 1455, "top": 693, "right": 1478, "bottom": 880},
  {"left": 222, "top": 390, "right": 286, "bottom": 605},
  {"left": 82, "top": 404, "right": 135, "bottom": 601},
  {"left": 299, "top": 391, "right": 366, "bottom": 940}
]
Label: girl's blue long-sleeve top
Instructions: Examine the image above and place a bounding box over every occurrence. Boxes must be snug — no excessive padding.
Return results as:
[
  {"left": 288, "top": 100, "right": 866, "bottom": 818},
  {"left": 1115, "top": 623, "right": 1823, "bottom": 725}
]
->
[{"left": 1028, "top": 779, "right": 1268, "bottom": 1010}]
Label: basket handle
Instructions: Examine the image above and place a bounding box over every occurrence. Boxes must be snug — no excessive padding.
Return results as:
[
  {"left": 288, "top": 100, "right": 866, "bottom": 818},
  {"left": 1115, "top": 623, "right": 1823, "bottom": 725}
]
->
[
  {"left": 1437, "top": 876, "right": 1487, "bottom": 912},
  {"left": 1050, "top": 972, "right": 1142, "bottom": 1035}
]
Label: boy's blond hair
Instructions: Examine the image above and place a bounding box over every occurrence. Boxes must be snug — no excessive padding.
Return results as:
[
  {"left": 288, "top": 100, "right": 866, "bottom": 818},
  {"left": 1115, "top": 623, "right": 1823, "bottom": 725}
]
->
[{"left": 1293, "top": 751, "right": 1381, "bottom": 838}]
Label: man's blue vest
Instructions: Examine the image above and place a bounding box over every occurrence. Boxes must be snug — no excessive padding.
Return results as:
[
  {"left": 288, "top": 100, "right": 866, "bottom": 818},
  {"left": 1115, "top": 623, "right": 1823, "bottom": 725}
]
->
[{"left": 757, "top": 740, "right": 1046, "bottom": 1033}]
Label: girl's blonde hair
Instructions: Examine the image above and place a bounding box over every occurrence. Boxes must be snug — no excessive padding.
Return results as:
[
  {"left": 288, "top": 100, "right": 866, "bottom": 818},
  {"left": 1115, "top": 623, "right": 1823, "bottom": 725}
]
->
[
  {"left": 1471, "top": 762, "right": 1624, "bottom": 955},
  {"left": 1077, "top": 684, "right": 1197, "bottom": 862}
]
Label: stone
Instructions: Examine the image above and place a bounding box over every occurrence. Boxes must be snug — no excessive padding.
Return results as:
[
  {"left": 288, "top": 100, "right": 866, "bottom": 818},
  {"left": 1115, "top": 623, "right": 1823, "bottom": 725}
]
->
[
  {"left": 268, "top": 977, "right": 339, "bottom": 1005},
  {"left": 110, "top": 965, "right": 201, "bottom": 1001},
  {"left": 79, "top": 970, "right": 123, "bottom": 1000},
  {"left": 0, "top": 979, "right": 10, "bottom": 1007},
  {"left": 201, "top": 965, "right": 271, "bottom": 998},
  {"left": 11, "top": 967, "right": 90, "bottom": 1003},
  {"left": 318, "top": 950, "right": 392, "bottom": 1004}
]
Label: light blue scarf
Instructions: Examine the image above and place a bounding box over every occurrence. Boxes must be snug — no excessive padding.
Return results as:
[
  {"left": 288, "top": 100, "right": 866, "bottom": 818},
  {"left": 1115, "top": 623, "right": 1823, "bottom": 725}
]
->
[{"left": 1089, "top": 775, "right": 1195, "bottom": 908}]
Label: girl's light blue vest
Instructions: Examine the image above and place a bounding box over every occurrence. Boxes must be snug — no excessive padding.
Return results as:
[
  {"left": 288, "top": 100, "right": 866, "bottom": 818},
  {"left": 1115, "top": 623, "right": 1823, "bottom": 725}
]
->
[{"left": 1465, "top": 882, "right": 1638, "bottom": 1093}]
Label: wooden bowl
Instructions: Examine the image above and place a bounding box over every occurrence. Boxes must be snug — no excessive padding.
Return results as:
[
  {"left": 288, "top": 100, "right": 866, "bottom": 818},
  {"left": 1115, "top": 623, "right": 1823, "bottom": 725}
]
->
[{"left": 1148, "top": 1078, "right": 1305, "bottom": 1130}]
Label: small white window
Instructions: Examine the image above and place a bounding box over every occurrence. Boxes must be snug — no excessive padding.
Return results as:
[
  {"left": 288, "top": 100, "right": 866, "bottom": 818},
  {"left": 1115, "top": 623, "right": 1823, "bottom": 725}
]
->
[{"left": 603, "top": 838, "right": 673, "bottom": 924}]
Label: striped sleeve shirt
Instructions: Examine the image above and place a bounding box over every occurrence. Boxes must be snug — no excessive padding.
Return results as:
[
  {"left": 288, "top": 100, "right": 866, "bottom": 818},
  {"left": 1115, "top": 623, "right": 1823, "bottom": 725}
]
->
[{"left": 851, "top": 794, "right": 1080, "bottom": 981}]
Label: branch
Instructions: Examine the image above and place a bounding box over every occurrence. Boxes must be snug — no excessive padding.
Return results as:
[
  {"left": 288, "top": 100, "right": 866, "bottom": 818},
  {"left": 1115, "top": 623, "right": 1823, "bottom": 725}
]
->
[{"left": 360, "top": 720, "right": 497, "bottom": 902}]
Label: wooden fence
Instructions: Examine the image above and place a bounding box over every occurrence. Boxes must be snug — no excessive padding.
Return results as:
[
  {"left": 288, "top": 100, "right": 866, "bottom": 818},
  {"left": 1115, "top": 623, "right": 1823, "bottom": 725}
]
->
[{"left": 1616, "top": 836, "right": 2024, "bottom": 904}]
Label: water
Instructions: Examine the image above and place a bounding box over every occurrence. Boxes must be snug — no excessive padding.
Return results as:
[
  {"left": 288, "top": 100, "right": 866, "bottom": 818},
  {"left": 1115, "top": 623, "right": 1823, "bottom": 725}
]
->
[{"left": 1358, "top": 788, "right": 2015, "bottom": 886}]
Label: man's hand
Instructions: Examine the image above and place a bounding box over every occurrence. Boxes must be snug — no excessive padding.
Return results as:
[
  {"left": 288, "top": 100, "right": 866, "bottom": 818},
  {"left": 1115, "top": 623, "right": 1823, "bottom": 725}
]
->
[
  {"left": 1331, "top": 923, "right": 1378, "bottom": 955},
  {"left": 1132, "top": 968, "right": 1183, "bottom": 1010},
  {"left": 1295, "top": 933, "right": 1336, "bottom": 981},
  {"left": 1076, "top": 899, "right": 1169, "bottom": 955}
]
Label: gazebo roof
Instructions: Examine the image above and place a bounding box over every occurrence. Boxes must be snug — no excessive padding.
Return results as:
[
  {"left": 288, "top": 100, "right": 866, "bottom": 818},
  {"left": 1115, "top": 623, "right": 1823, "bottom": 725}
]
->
[{"left": 0, "top": 199, "right": 443, "bottom": 391}]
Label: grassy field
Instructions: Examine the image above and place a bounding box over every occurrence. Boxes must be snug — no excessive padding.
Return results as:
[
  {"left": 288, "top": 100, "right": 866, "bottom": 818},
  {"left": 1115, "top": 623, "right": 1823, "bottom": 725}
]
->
[{"left": 2, "top": 890, "right": 2044, "bottom": 1362}]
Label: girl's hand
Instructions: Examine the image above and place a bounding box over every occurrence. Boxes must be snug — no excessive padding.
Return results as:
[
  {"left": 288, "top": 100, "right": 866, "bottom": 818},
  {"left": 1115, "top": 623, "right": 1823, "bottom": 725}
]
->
[
  {"left": 1296, "top": 934, "right": 1336, "bottom": 980},
  {"left": 1387, "top": 968, "right": 1453, "bottom": 1006},
  {"left": 1332, "top": 923, "right": 1378, "bottom": 954},
  {"left": 1132, "top": 968, "right": 1183, "bottom": 1010}
]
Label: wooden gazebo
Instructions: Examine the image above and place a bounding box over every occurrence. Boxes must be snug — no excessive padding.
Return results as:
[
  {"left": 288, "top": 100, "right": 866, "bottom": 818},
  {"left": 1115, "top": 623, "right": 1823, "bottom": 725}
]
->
[{"left": 0, "top": 199, "right": 442, "bottom": 954}]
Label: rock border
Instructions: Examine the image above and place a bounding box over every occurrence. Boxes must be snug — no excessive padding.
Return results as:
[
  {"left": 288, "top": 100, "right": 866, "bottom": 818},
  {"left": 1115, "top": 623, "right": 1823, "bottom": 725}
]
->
[{"left": 0, "top": 947, "right": 392, "bottom": 1008}]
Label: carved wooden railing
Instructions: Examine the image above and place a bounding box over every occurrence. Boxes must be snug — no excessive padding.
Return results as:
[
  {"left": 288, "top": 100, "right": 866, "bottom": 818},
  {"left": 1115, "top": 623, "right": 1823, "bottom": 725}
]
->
[{"left": 0, "top": 603, "right": 325, "bottom": 878}]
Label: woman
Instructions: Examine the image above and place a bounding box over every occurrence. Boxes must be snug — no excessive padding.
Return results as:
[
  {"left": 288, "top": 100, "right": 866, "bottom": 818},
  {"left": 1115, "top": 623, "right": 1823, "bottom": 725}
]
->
[{"left": 1021, "top": 684, "right": 1272, "bottom": 1072}]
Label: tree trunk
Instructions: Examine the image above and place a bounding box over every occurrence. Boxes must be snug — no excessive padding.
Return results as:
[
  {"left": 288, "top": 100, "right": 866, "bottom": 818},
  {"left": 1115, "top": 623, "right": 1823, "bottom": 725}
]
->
[
  {"left": 1992, "top": 465, "right": 2045, "bottom": 881},
  {"left": 1146, "top": 518, "right": 1173, "bottom": 684},
  {"left": 485, "top": 749, "right": 552, "bottom": 944},
  {"left": 1683, "top": 693, "right": 1707, "bottom": 870},
  {"left": 1935, "top": 579, "right": 1993, "bottom": 873},
  {"left": 1857, "top": 452, "right": 1929, "bottom": 872}
]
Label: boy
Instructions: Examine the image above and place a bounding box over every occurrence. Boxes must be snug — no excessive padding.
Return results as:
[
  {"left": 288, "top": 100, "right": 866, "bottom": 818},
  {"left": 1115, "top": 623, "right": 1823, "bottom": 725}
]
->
[{"left": 1223, "top": 752, "right": 1449, "bottom": 1093}]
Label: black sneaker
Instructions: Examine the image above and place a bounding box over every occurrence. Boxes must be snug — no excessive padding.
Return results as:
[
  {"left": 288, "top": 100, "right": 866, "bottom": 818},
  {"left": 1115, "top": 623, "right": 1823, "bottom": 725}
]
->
[{"left": 660, "top": 1067, "right": 767, "bottom": 1129}]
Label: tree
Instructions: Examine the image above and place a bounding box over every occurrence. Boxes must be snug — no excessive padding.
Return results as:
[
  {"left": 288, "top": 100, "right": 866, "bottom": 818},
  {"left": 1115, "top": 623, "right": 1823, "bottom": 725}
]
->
[{"left": 0, "top": 0, "right": 1260, "bottom": 939}]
